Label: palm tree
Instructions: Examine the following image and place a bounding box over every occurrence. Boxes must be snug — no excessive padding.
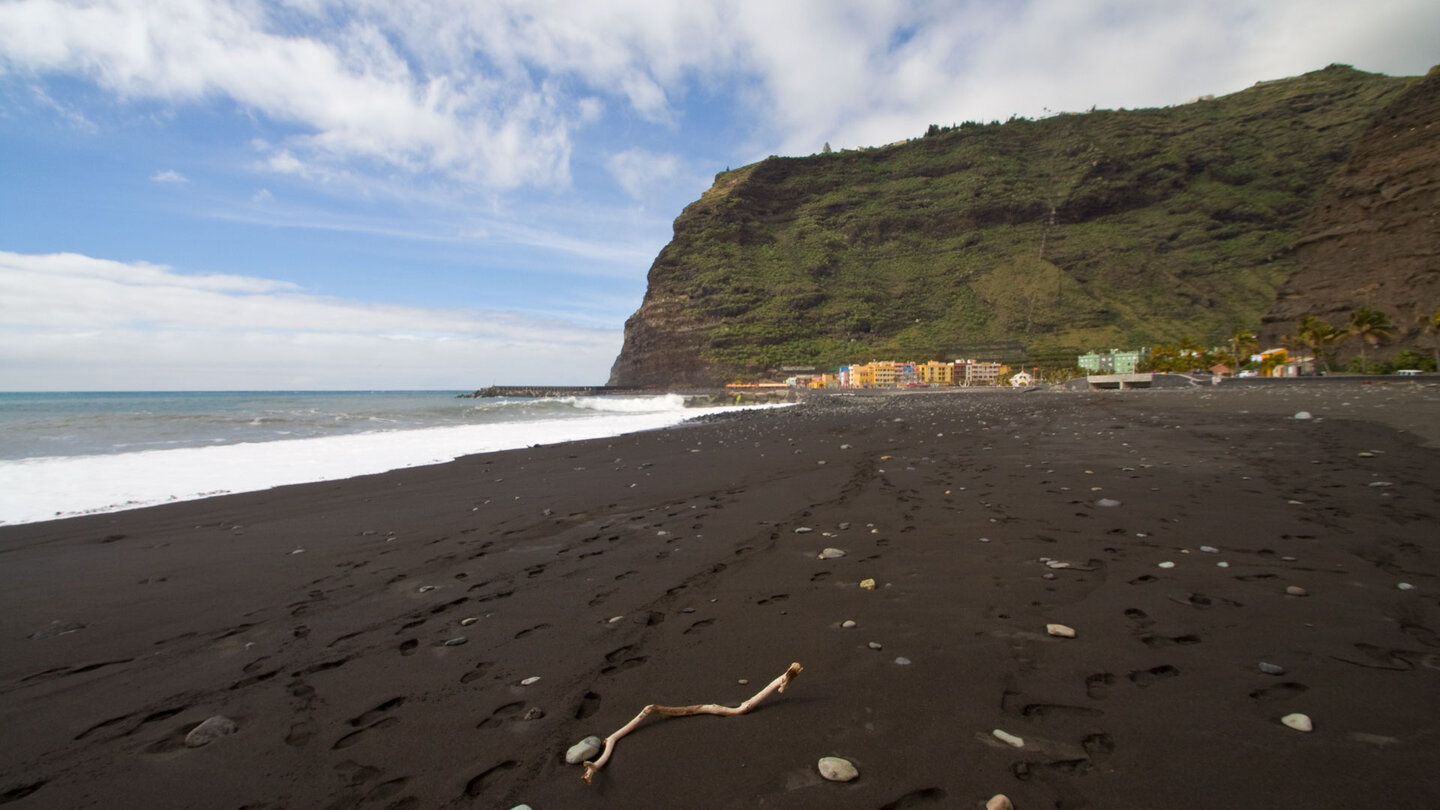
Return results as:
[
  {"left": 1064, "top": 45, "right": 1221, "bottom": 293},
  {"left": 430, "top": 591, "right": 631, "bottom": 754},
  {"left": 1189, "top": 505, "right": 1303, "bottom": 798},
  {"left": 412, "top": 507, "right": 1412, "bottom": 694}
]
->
[
  {"left": 1285, "top": 314, "right": 1345, "bottom": 374},
  {"left": 1225, "top": 328, "right": 1258, "bottom": 375},
  {"left": 1422, "top": 306, "right": 1440, "bottom": 371},
  {"left": 1348, "top": 307, "right": 1394, "bottom": 373}
]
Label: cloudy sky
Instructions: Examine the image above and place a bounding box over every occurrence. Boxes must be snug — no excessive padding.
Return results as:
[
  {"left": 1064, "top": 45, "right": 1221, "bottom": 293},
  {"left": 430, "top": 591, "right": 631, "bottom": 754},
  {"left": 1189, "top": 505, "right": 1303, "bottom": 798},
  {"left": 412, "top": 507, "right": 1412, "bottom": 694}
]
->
[{"left": 1, "top": 0, "right": 1435, "bottom": 390}]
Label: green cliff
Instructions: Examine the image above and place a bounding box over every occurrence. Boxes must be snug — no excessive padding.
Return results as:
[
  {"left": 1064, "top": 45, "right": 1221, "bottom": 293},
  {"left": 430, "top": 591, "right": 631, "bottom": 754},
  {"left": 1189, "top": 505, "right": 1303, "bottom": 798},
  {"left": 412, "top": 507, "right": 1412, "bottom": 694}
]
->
[{"left": 609, "top": 65, "right": 1417, "bottom": 387}]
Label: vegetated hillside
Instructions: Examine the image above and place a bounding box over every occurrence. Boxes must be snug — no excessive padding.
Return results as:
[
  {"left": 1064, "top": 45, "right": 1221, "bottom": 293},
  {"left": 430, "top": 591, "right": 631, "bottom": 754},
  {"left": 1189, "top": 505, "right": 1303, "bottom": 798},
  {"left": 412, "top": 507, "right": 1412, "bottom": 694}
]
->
[
  {"left": 609, "top": 65, "right": 1416, "bottom": 388},
  {"left": 1260, "top": 66, "right": 1440, "bottom": 359}
]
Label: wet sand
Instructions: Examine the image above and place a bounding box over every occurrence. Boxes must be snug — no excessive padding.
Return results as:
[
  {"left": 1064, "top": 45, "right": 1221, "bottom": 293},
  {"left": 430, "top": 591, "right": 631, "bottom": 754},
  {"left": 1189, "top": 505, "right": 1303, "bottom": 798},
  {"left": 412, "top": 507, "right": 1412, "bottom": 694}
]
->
[{"left": 2, "top": 384, "right": 1438, "bottom": 809}]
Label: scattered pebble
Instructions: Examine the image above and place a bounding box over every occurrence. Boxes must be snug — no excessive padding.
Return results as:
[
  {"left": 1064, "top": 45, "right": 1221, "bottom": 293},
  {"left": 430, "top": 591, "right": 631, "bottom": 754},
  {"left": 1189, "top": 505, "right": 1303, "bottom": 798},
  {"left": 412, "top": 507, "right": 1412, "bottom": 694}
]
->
[
  {"left": 794, "top": 527, "right": 813, "bottom": 534},
  {"left": 859, "top": 578, "right": 877, "bottom": 590},
  {"left": 566, "top": 736, "right": 603, "bottom": 764},
  {"left": 1259, "top": 662, "right": 1286, "bottom": 676},
  {"left": 868, "top": 642, "right": 883, "bottom": 650},
  {"left": 992, "top": 729, "right": 1025, "bottom": 748},
  {"left": 1216, "top": 561, "right": 1230, "bottom": 568},
  {"left": 1368, "top": 481, "right": 1393, "bottom": 488},
  {"left": 523, "top": 707, "right": 545, "bottom": 721},
  {"left": 520, "top": 676, "right": 541, "bottom": 686},
  {"left": 818, "top": 547, "right": 847, "bottom": 559},
  {"left": 738, "top": 678, "right": 749, "bottom": 685},
  {"left": 1293, "top": 411, "right": 1312, "bottom": 420},
  {"left": 1045, "top": 560, "right": 1071, "bottom": 569},
  {"left": 509, "top": 805, "right": 534, "bottom": 810},
  {"left": 1199, "top": 545, "right": 1219, "bottom": 554},
  {"left": 1281, "top": 713, "right": 1313, "bottom": 732},
  {"left": 1357, "top": 451, "right": 1375, "bottom": 458},
  {"left": 818, "top": 756, "right": 859, "bottom": 782},
  {"left": 460, "top": 617, "right": 480, "bottom": 626},
  {"left": 841, "top": 620, "right": 857, "bottom": 629},
  {"left": 607, "top": 615, "right": 624, "bottom": 623},
  {"left": 1096, "top": 498, "right": 1121, "bottom": 508},
  {"left": 986, "top": 796, "right": 1014, "bottom": 810},
  {"left": 1157, "top": 561, "right": 1176, "bottom": 569},
  {"left": 289, "top": 548, "right": 305, "bottom": 555},
  {"left": 979, "top": 537, "right": 990, "bottom": 543},
  {"left": 1286, "top": 586, "right": 1308, "bottom": 597},
  {"left": 184, "top": 715, "right": 237, "bottom": 748},
  {"left": 417, "top": 585, "right": 437, "bottom": 593},
  {"left": 442, "top": 637, "right": 468, "bottom": 647},
  {"left": 1046, "top": 623, "right": 1076, "bottom": 638},
  {"left": 1397, "top": 582, "right": 1415, "bottom": 591}
]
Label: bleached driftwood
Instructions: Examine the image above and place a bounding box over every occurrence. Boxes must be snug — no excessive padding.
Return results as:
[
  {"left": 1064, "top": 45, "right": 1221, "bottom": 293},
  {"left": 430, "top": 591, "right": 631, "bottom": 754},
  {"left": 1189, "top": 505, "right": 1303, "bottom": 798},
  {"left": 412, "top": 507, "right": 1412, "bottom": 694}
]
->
[{"left": 581, "top": 662, "right": 803, "bottom": 783}]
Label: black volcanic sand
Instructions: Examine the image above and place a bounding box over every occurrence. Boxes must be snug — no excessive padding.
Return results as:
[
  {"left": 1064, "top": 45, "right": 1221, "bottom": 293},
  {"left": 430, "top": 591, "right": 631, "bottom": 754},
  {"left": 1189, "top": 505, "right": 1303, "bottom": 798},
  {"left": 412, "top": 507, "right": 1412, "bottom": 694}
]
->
[{"left": 3, "top": 384, "right": 1438, "bottom": 809}]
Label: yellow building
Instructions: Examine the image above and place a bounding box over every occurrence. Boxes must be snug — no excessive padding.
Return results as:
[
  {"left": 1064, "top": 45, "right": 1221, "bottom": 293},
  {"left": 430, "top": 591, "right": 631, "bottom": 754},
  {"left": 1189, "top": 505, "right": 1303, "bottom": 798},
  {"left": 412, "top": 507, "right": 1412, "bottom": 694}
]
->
[
  {"left": 872, "top": 361, "right": 901, "bottom": 388},
  {"left": 916, "top": 361, "right": 954, "bottom": 386}
]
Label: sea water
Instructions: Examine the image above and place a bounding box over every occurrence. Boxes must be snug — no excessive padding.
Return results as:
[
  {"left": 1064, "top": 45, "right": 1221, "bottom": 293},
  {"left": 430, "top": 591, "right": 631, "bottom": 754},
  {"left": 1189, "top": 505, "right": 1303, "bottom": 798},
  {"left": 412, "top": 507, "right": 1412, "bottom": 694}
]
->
[{"left": 0, "top": 391, "right": 766, "bottom": 526}]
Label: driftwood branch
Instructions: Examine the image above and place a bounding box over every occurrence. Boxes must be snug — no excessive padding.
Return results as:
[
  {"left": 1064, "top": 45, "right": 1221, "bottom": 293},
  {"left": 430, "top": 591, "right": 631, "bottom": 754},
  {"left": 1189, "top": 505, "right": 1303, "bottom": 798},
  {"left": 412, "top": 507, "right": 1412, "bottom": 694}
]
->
[{"left": 581, "top": 662, "right": 803, "bottom": 783}]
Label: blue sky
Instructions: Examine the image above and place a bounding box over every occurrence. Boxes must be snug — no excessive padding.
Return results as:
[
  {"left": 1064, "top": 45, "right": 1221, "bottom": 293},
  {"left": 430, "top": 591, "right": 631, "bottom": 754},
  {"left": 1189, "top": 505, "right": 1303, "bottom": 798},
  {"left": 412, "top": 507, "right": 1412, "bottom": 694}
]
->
[{"left": 1, "top": 0, "right": 1435, "bottom": 390}]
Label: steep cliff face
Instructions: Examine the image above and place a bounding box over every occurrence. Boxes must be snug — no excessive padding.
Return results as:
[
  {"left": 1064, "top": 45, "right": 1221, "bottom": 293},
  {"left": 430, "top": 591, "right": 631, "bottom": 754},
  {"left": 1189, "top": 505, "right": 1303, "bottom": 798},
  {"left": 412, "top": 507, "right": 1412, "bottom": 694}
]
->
[
  {"left": 610, "top": 66, "right": 1415, "bottom": 387},
  {"left": 1259, "top": 67, "right": 1440, "bottom": 358}
]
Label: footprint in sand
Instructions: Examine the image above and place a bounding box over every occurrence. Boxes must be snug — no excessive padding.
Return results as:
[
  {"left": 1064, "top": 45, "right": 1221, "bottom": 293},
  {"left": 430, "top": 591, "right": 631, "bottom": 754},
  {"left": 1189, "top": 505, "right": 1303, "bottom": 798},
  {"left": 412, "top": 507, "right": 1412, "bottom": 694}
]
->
[
  {"left": 1123, "top": 608, "right": 1155, "bottom": 629},
  {"left": 398, "top": 639, "right": 418, "bottom": 656},
  {"left": 874, "top": 788, "right": 948, "bottom": 809},
  {"left": 1127, "top": 664, "right": 1180, "bottom": 687},
  {"left": 477, "top": 702, "right": 525, "bottom": 729},
  {"left": 1085, "top": 672, "right": 1116, "bottom": 699},
  {"left": 1139, "top": 633, "right": 1201, "bottom": 647},
  {"left": 574, "top": 691, "right": 602, "bottom": 720},
  {"left": 513, "top": 623, "right": 551, "bottom": 640},
  {"left": 460, "top": 661, "right": 495, "bottom": 685},
  {"left": 349, "top": 697, "right": 405, "bottom": 727},
  {"left": 1249, "top": 682, "right": 1308, "bottom": 701},
  {"left": 332, "top": 717, "right": 399, "bottom": 749},
  {"left": 683, "top": 619, "right": 715, "bottom": 635},
  {"left": 463, "top": 760, "right": 517, "bottom": 797}
]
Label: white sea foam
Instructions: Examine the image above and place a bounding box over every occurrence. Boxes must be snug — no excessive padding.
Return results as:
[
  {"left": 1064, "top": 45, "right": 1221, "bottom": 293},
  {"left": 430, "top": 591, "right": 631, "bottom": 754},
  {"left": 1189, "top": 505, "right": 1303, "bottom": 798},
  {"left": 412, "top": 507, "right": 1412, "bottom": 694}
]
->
[{"left": 0, "top": 402, "right": 778, "bottom": 526}]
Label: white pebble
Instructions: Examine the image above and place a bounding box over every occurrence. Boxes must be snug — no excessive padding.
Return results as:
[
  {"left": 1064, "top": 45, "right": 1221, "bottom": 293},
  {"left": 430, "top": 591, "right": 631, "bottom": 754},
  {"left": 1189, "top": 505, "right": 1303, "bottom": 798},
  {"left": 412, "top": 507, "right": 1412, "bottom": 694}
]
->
[
  {"left": 1281, "top": 713, "right": 1313, "bottom": 732},
  {"left": 1157, "top": 561, "right": 1175, "bottom": 569},
  {"left": 868, "top": 642, "right": 883, "bottom": 650},
  {"left": 794, "top": 527, "right": 813, "bottom": 534},
  {"left": 1397, "top": 582, "right": 1415, "bottom": 591},
  {"left": 184, "top": 715, "right": 237, "bottom": 748},
  {"left": 565, "top": 736, "right": 603, "bottom": 764},
  {"left": 818, "top": 756, "right": 859, "bottom": 782},
  {"left": 1199, "top": 545, "right": 1219, "bottom": 553},
  {"left": 841, "top": 620, "right": 857, "bottom": 629},
  {"left": 1096, "top": 498, "right": 1121, "bottom": 507},
  {"left": 992, "top": 728, "right": 1025, "bottom": 748},
  {"left": 986, "top": 796, "right": 1014, "bottom": 810},
  {"left": 818, "top": 547, "right": 847, "bottom": 559},
  {"left": 894, "top": 656, "right": 912, "bottom": 666},
  {"left": 1286, "top": 586, "right": 1308, "bottom": 597},
  {"left": 1293, "top": 411, "right": 1312, "bottom": 420},
  {"left": 1046, "top": 623, "right": 1076, "bottom": 638},
  {"left": 520, "top": 676, "right": 541, "bottom": 686}
]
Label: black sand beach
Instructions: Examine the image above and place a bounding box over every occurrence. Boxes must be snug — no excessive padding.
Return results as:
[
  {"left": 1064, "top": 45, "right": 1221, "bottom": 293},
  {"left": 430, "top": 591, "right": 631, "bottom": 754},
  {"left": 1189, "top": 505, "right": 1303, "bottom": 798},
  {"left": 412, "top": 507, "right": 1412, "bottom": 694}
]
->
[{"left": 2, "top": 384, "right": 1438, "bottom": 809}]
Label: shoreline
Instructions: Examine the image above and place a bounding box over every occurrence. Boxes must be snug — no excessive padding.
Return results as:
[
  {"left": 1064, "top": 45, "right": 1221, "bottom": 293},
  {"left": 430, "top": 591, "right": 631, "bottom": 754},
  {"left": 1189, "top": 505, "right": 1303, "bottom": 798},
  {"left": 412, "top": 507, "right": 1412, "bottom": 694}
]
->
[{"left": 2, "top": 385, "right": 1437, "bottom": 808}]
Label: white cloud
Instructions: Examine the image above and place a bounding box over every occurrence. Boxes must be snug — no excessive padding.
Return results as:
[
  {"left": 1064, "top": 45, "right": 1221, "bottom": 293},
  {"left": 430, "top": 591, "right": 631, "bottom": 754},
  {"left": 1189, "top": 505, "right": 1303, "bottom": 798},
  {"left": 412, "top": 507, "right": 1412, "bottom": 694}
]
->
[
  {"left": 606, "top": 148, "right": 680, "bottom": 200},
  {"left": 151, "top": 169, "right": 187, "bottom": 183},
  {"left": 0, "top": 251, "right": 620, "bottom": 389},
  {"left": 3, "top": 0, "right": 1432, "bottom": 195}
]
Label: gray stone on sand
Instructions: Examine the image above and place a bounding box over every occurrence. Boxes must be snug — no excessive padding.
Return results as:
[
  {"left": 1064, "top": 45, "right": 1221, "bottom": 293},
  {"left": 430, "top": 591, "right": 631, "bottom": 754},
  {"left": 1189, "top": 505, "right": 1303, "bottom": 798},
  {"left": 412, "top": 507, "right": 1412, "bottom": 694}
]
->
[
  {"left": 1046, "top": 623, "right": 1076, "bottom": 638},
  {"left": 992, "top": 728, "right": 1025, "bottom": 748},
  {"left": 1293, "top": 411, "right": 1312, "bottom": 420},
  {"left": 1259, "top": 662, "right": 1286, "bottom": 676},
  {"left": 841, "top": 620, "right": 857, "bottom": 628},
  {"left": 894, "top": 656, "right": 912, "bottom": 665},
  {"left": 868, "top": 642, "right": 883, "bottom": 650},
  {"left": 1096, "top": 498, "right": 1121, "bottom": 507},
  {"left": 987, "top": 795, "right": 1015, "bottom": 810},
  {"left": 442, "top": 636, "right": 468, "bottom": 646},
  {"left": 184, "top": 715, "right": 237, "bottom": 748},
  {"left": 794, "top": 527, "right": 813, "bottom": 534},
  {"left": 566, "top": 735, "right": 603, "bottom": 764},
  {"left": 1285, "top": 585, "right": 1308, "bottom": 597},
  {"left": 817, "top": 756, "right": 859, "bottom": 782},
  {"left": 818, "top": 547, "right": 847, "bottom": 559}
]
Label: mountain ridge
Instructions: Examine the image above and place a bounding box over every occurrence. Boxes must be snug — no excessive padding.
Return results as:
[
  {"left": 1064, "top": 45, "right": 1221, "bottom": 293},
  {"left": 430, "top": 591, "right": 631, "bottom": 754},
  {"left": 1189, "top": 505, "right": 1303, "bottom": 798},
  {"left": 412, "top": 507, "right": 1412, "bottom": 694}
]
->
[{"left": 609, "top": 65, "right": 1425, "bottom": 387}]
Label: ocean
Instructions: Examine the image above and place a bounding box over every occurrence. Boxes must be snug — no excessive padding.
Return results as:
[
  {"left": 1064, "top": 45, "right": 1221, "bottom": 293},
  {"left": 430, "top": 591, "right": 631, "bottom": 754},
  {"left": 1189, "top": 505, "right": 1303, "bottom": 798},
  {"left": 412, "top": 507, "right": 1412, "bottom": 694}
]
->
[{"left": 0, "top": 391, "right": 766, "bottom": 526}]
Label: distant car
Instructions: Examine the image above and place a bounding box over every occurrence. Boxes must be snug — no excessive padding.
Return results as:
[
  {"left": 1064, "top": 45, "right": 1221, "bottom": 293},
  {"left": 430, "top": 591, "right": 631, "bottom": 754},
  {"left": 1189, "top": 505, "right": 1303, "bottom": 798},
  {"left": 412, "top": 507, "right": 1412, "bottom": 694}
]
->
[
  {"left": 1237, "top": 370, "right": 1258, "bottom": 377},
  {"left": 1396, "top": 369, "right": 1423, "bottom": 376}
]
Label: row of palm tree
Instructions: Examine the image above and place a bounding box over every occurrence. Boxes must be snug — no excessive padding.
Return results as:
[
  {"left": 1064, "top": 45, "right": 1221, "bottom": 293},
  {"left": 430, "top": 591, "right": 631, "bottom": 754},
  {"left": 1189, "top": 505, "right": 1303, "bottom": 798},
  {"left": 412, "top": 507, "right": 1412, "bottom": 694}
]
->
[{"left": 1284, "top": 306, "right": 1440, "bottom": 373}]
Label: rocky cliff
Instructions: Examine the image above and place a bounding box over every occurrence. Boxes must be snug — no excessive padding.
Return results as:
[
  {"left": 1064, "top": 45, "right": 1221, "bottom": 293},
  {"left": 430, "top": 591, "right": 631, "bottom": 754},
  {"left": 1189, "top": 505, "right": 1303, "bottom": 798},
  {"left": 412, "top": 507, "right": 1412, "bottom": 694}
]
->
[
  {"left": 610, "top": 66, "right": 1420, "bottom": 387},
  {"left": 1259, "top": 66, "right": 1440, "bottom": 358}
]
